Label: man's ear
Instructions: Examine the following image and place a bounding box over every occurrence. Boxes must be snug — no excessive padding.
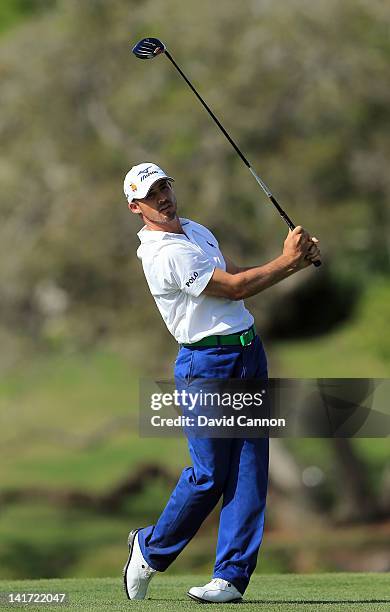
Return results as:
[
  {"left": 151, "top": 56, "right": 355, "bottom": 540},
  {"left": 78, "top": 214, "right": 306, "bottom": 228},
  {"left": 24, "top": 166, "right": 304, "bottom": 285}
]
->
[{"left": 128, "top": 201, "right": 141, "bottom": 214}]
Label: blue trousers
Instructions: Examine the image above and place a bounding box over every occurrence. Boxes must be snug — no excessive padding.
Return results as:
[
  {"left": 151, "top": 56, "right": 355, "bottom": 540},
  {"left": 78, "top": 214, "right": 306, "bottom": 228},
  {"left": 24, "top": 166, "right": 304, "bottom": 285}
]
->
[{"left": 138, "top": 335, "right": 269, "bottom": 595}]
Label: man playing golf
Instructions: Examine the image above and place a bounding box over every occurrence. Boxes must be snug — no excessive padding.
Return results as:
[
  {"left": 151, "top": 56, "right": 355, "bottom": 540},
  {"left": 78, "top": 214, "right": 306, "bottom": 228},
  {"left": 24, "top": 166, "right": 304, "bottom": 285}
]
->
[{"left": 123, "top": 162, "right": 320, "bottom": 603}]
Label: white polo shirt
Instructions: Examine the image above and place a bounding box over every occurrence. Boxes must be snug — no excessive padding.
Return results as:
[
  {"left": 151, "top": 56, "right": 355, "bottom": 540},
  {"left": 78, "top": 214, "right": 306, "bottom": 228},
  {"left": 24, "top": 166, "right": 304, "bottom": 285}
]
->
[{"left": 136, "top": 218, "right": 254, "bottom": 344}]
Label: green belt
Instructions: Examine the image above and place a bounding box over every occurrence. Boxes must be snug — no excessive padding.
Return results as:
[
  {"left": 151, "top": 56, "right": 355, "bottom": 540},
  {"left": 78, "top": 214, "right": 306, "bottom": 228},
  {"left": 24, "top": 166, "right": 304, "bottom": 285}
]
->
[{"left": 182, "top": 325, "right": 256, "bottom": 348}]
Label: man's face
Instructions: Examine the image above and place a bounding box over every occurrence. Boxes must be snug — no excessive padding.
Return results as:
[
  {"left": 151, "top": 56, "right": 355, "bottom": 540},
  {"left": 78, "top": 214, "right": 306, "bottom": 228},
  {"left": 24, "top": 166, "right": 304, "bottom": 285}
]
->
[{"left": 129, "top": 178, "right": 178, "bottom": 224}]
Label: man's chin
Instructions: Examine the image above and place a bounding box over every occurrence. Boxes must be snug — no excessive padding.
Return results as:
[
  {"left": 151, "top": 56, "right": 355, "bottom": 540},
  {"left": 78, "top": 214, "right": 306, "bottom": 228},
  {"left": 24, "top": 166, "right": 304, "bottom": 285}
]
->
[{"left": 159, "top": 212, "right": 177, "bottom": 222}]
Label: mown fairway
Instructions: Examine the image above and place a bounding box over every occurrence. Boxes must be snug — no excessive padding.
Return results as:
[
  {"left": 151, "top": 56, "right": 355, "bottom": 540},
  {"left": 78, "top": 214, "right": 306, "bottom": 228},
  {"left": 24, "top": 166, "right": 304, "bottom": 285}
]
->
[{"left": 0, "top": 573, "right": 389, "bottom": 611}]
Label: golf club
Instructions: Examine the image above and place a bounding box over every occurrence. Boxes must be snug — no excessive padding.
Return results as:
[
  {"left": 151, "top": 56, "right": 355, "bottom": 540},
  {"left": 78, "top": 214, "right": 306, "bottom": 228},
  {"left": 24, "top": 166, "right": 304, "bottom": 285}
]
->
[{"left": 132, "top": 37, "right": 321, "bottom": 267}]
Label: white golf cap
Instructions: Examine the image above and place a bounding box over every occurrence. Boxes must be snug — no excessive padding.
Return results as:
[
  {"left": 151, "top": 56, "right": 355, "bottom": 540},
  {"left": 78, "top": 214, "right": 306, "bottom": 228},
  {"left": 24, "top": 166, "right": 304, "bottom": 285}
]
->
[{"left": 123, "top": 162, "right": 174, "bottom": 203}]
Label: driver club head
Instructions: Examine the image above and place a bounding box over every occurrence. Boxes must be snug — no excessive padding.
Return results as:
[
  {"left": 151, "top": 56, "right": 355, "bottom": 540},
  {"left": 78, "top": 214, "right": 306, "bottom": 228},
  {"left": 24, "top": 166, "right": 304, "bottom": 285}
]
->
[{"left": 132, "top": 38, "right": 166, "bottom": 60}]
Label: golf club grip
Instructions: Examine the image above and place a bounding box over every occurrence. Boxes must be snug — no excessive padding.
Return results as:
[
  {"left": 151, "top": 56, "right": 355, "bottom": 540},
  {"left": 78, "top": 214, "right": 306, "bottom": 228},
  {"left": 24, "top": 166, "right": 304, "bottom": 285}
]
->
[{"left": 270, "top": 197, "right": 322, "bottom": 267}]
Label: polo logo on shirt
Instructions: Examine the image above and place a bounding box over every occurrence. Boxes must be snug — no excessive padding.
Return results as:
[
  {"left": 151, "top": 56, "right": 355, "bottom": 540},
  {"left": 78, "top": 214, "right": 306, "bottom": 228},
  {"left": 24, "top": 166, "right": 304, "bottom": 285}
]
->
[
  {"left": 207, "top": 241, "right": 216, "bottom": 248},
  {"left": 185, "top": 271, "right": 199, "bottom": 287}
]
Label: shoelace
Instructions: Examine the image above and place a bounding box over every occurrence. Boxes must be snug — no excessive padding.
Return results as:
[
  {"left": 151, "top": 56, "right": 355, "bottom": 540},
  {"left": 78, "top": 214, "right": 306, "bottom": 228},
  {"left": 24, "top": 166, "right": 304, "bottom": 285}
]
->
[
  {"left": 210, "top": 578, "right": 230, "bottom": 588},
  {"left": 141, "top": 563, "right": 156, "bottom": 579}
]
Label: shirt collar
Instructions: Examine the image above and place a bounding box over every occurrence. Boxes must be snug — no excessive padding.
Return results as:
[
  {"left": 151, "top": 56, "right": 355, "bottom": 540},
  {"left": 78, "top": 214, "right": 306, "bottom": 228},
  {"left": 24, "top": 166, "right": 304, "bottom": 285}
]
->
[{"left": 137, "top": 217, "right": 191, "bottom": 243}]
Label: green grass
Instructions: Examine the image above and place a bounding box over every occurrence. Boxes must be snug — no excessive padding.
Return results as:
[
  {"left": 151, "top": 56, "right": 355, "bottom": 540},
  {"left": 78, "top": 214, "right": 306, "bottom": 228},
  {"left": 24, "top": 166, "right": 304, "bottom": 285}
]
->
[
  {"left": 273, "top": 279, "right": 390, "bottom": 377},
  {"left": 0, "top": 279, "right": 389, "bottom": 580},
  {"left": 1, "top": 500, "right": 388, "bottom": 580},
  {"left": 0, "top": 574, "right": 388, "bottom": 611},
  {"left": 1, "top": 279, "right": 389, "bottom": 493},
  {"left": 0, "top": 349, "right": 189, "bottom": 489}
]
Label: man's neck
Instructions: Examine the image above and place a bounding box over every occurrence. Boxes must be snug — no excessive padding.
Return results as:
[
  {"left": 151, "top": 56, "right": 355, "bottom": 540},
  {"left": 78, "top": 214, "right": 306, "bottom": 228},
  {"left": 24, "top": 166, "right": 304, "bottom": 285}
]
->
[{"left": 143, "top": 215, "right": 184, "bottom": 234}]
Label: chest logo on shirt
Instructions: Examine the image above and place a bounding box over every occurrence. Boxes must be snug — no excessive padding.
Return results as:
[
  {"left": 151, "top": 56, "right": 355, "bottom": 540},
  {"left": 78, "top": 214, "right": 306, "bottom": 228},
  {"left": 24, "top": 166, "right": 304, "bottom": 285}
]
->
[
  {"left": 207, "top": 241, "right": 216, "bottom": 248},
  {"left": 185, "top": 271, "right": 199, "bottom": 287}
]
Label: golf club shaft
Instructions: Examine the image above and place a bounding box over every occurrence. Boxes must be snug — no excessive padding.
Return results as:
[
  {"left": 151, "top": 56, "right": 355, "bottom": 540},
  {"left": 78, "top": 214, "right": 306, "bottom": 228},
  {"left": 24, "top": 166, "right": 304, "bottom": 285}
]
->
[
  {"left": 165, "top": 49, "right": 321, "bottom": 267},
  {"left": 165, "top": 50, "right": 292, "bottom": 223}
]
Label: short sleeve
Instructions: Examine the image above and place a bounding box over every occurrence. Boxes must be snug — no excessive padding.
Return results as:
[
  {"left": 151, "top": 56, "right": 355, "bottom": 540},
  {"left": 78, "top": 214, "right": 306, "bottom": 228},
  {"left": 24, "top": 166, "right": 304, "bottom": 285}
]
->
[{"left": 160, "top": 243, "right": 215, "bottom": 297}]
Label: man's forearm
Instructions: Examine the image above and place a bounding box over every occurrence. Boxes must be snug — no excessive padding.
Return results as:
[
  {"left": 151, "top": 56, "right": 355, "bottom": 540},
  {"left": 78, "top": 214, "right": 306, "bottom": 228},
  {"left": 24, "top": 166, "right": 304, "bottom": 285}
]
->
[
  {"left": 233, "top": 255, "right": 297, "bottom": 299},
  {"left": 210, "top": 228, "right": 319, "bottom": 301}
]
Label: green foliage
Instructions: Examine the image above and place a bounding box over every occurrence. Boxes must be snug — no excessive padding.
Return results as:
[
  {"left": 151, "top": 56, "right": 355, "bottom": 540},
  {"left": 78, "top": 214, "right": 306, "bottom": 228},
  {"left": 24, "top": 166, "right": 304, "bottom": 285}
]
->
[
  {"left": 0, "top": 0, "right": 55, "bottom": 34},
  {"left": 0, "top": 0, "right": 390, "bottom": 349}
]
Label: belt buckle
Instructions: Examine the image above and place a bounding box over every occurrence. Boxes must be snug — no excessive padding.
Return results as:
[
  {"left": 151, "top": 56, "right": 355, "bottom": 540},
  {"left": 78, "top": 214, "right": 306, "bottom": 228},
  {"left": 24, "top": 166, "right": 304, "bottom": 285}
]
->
[{"left": 239, "top": 329, "right": 253, "bottom": 347}]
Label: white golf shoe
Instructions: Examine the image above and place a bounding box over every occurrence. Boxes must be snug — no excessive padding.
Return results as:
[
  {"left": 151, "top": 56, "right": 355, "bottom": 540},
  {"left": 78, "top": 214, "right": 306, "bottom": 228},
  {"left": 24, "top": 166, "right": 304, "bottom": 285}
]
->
[
  {"left": 123, "top": 529, "right": 157, "bottom": 600},
  {"left": 187, "top": 578, "right": 243, "bottom": 603}
]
